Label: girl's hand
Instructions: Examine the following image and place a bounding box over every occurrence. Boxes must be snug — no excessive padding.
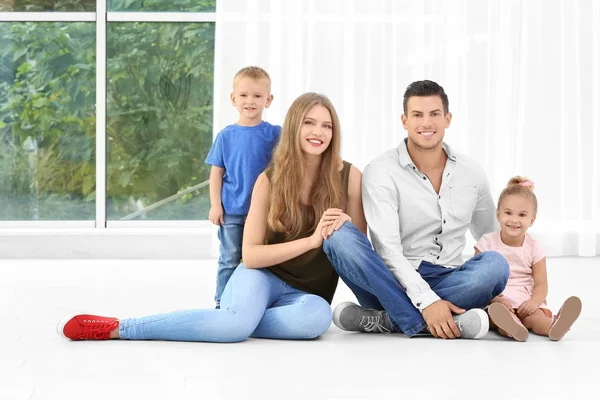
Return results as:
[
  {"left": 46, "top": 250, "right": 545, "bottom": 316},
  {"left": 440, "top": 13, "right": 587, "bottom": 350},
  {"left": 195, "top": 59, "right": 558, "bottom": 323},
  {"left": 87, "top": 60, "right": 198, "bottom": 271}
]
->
[
  {"left": 491, "top": 295, "right": 515, "bottom": 313},
  {"left": 517, "top": 299, "right": 541, "bottom": 318},
  {"left": 307, "top": 208, "right": 342, "bottom": 249}
]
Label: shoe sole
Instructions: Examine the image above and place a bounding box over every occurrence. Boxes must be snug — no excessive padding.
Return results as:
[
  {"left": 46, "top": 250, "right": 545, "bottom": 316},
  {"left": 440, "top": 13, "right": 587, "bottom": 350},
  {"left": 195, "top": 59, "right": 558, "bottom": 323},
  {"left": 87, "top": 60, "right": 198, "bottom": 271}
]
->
[
  {"left": 56, "top": 313, "right": 80, "bottom": 340},
  {"left": 549, "top": 296, "right": 582, "bottom": 341},
  {"left": 488, "top": 303, "right": 529, "bottom": 342},
  {"left": 332, "top": 302, "right": 356, "bottom": 331}
]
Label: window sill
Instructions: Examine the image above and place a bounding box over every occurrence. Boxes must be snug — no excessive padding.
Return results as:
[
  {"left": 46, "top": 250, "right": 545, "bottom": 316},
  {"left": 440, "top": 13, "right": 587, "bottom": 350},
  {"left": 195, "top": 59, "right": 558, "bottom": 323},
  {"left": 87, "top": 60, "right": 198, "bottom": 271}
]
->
[{"left": 0, "top": 226, "right": 217, "bottom": 259}]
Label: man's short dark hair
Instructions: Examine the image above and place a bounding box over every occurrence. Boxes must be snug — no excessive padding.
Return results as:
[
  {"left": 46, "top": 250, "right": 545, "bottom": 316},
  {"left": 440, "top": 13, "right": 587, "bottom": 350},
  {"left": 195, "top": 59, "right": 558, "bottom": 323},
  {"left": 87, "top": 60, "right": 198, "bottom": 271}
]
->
[{"left": 403, "top": 80, "right": 449, "bottom": 115}]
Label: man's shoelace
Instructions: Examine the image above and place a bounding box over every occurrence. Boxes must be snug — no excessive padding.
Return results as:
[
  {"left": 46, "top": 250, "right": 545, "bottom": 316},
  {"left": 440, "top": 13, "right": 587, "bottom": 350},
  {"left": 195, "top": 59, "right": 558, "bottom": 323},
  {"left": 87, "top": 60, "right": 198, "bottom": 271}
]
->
[
  {"left": 81, "top": 319, "right": 119, "bottom": 340},
  {"left": 455, "top": 320, "right": 463, "bottom": 332},
  {"left": 359, "top": 315, "right": 391, "bottom": 333}
]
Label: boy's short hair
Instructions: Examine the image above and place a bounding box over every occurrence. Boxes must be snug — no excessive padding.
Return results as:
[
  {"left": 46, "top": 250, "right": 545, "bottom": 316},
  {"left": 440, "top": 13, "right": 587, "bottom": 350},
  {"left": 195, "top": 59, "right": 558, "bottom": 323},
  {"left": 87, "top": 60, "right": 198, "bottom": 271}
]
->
[{"left": 233, "top": 66, "right": 271, "bottom": 89}]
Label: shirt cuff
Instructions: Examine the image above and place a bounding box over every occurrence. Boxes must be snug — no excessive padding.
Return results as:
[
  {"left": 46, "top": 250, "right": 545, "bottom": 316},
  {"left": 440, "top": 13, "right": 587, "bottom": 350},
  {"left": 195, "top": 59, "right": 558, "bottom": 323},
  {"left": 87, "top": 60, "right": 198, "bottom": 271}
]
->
[{"left": 410, "top": 289, "right": 441, "bottom": 312}]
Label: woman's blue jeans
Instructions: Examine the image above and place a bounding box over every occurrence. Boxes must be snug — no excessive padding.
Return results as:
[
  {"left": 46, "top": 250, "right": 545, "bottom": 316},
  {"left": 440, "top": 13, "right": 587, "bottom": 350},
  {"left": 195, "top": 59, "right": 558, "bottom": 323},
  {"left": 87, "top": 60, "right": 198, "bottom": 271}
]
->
[{"left": 119, "top": 264, "right": 332, "bottom": 342}]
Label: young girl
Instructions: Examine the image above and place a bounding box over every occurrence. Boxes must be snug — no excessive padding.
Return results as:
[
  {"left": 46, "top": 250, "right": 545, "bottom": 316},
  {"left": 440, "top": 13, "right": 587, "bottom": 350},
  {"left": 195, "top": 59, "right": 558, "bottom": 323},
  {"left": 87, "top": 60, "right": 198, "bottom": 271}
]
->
[
  {"left": 475, "top": 176, "right": 582, "bottom": 342},
  {"left": 57, "top": 92, "right": 368, "bottom": 343}
]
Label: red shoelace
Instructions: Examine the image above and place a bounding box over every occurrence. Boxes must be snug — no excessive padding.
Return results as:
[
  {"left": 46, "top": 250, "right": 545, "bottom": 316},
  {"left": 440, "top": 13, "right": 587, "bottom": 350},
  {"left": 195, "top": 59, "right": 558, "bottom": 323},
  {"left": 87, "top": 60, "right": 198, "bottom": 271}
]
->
[{"left": 80, "top": 319, "right": 119, "bottom": 340}]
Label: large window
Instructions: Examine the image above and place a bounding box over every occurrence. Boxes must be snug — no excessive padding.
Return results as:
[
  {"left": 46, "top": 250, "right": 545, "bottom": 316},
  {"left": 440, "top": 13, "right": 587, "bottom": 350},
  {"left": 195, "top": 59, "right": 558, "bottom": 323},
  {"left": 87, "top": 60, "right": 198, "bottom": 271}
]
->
[
  {"left": 106, "top": 22, "right": 214, "bottom": 220},
  {"left": 0, "top": 1, "right": 216, "bottom": 224},
  {"left": 0, "top": 22, "right": 96, "bottom": 220}
]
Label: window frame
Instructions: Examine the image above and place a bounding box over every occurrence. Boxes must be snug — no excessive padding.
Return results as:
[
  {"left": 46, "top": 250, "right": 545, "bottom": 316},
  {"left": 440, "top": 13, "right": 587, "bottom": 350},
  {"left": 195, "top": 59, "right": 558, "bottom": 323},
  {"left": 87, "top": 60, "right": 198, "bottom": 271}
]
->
[{"left": 0, "top": 1, "right": 218, "bottom": 229}]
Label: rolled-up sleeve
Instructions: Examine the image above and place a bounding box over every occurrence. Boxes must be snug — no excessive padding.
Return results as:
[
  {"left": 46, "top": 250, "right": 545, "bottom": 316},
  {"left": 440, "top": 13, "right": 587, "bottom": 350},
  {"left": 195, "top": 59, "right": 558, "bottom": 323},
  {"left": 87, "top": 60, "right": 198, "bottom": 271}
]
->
[
  {"left": 470, "top": 174, "right": 498, "bottom": 241},
  {"left": 362, "top": 164, "right": 441, "bottom": 312}
]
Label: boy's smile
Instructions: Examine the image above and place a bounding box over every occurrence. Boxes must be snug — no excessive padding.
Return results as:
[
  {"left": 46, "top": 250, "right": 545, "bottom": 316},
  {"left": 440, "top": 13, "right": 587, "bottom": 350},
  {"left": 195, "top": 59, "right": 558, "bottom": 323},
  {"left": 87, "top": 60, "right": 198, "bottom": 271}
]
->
[{"left": 231, "top": 77, "right": 273, "bottom": 126}]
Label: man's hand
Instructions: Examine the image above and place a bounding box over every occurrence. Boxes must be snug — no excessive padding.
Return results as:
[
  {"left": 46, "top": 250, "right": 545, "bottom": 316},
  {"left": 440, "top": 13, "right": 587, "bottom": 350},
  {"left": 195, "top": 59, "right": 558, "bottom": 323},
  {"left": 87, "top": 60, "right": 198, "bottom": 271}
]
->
[{"left": 422, "top": 300, "right": 466, "bottom": 339}]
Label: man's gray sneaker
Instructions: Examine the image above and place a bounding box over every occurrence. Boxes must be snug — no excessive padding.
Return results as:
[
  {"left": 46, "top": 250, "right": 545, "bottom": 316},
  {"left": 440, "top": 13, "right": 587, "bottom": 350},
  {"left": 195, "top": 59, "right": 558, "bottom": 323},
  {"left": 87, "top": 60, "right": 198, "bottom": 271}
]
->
[
  {"left": 453, "top": 308, "right": 489, "bottom": 339},
  {"left": 332, "top": 302, "right": 395, "bottom": 333}
]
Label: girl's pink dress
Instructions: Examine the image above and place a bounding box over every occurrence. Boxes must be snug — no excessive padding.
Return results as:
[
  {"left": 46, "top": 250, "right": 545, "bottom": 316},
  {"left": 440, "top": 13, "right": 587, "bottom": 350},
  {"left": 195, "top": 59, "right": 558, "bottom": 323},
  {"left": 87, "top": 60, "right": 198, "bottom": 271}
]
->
[{"left": 475, "top": 231, "right": 552, "bottom": 317}]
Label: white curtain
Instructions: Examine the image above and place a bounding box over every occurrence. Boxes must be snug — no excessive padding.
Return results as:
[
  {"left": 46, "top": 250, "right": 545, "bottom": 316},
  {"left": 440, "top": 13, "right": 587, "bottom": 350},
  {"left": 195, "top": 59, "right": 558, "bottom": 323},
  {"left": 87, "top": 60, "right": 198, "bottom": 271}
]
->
[{"left": 214, "top": 0, "right": 600, "bottom": 256}]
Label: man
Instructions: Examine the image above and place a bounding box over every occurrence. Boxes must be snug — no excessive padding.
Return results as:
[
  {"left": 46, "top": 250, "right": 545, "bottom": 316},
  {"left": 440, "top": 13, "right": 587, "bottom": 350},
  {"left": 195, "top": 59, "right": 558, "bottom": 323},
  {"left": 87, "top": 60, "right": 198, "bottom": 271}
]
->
[{"left": 327, "top": 80, "right": 509, "bottom": 339}]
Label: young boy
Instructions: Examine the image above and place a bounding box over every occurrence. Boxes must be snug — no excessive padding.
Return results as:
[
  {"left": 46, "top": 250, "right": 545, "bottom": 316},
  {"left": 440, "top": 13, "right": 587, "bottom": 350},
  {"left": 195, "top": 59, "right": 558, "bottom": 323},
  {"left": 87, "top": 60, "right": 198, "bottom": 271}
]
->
[{"left": 205, "top": 66, "right": 281, "bottom": 308}]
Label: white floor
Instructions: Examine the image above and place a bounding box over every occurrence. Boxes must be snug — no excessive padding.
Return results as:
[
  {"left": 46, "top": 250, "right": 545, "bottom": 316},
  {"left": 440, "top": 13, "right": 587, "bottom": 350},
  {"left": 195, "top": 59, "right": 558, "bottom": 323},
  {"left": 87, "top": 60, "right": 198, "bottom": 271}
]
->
[{"left": 1, "top": 257, "right": 598, "bottom": 400}]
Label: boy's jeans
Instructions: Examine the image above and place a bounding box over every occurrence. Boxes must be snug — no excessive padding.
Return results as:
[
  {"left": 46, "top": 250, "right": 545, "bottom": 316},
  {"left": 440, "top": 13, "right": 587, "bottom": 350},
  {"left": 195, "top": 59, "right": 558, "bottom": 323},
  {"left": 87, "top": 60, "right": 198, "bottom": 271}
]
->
[
  {"left": 323, "top": 222, "right": 509, "bottom": 337},
  {"left": 215, "top": 213, "right": 246, "bottom": 306},
  {"left": 120, "top": 264, "right": 332, "bottom": 342}
]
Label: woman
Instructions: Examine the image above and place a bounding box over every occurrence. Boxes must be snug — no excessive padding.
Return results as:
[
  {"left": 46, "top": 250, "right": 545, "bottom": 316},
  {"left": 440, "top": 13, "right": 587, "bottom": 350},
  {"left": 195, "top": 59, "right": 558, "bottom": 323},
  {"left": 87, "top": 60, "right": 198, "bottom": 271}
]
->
[{"left": 58, "top": 92, "right": 367, "bottom": 342}]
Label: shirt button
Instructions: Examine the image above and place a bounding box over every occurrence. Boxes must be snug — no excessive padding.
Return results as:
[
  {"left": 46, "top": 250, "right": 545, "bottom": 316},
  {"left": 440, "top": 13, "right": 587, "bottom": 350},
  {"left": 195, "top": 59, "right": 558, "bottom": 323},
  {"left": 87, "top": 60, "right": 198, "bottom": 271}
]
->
[
  {"left": 443, "top": 219, "right": 446, "bottom": 224},
  {"left": 436, "top": 256, "right": 440, "bottom": 260},
  {"left": 438, "top": 195, "right": 441, "bottom": 199},
  {"left": 422, "top": 176, "right": 426, "bottom": 180}
]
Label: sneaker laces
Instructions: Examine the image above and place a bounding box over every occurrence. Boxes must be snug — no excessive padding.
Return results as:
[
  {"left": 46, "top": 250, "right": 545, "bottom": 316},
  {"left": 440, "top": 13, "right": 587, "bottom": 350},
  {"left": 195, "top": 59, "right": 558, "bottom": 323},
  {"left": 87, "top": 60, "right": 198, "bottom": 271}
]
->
[
  {"left": 455, "top": 320, "right": 463, "bottom": 333},
  {"left": 360, "top": 315, "right": 391, "bottom": 333},
  {"left": 81, "top": 319, "right": 119, "bottom": 340}
]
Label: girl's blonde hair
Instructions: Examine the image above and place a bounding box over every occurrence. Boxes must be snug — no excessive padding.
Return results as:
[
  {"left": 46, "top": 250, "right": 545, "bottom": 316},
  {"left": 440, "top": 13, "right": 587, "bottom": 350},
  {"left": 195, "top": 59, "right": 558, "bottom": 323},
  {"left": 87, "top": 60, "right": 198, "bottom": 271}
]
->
[
  {"left": 497, "top": 176, "right": 538, "bottom": 216},
  {"left": 267, "top": 92, "right": 344, "bottom": 239}
]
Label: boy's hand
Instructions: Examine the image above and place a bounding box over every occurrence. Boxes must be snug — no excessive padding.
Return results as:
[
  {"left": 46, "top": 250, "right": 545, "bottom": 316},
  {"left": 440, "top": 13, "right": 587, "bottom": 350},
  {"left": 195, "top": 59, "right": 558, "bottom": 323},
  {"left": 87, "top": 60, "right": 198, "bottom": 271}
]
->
[{"left": 209, "top": 205, "right": 224, "bottom": 226}]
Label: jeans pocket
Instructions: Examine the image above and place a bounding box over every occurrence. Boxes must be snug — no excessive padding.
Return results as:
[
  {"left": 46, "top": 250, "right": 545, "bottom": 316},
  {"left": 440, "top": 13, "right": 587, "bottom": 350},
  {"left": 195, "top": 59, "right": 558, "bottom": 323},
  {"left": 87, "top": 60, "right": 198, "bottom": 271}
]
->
[{"left": 449, "top": 185, "right": 478, "bottom": 220}]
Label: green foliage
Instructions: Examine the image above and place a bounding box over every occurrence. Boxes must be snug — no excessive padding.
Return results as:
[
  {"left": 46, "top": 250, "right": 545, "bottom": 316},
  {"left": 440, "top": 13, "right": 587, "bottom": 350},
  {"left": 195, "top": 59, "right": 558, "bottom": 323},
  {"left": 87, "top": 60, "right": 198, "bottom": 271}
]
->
[
  {"left": 0, "top": 0, "right": 96, "bottom": 11},
  {"left": 0, "top": 0, "right": 215, "bottom": 12},
  {"left": 0, "top": 22, "right": 96, "bottom": 220},
  {"left": 108, "top": 0, "right": 215, "bottom": 12},
  {"left": 106, "top": 22, "right": 214, "bottom": 219},
  {"left": 0, "top": 17, "right": 215, "bottom": 220}
]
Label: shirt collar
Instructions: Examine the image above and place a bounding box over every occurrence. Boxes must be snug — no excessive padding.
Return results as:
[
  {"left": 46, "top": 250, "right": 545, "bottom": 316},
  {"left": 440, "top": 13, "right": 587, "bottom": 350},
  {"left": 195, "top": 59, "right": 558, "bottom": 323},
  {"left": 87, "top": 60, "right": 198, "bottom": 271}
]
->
[{"left": 397, "top": 137, "right": 458, "bottom": 167}]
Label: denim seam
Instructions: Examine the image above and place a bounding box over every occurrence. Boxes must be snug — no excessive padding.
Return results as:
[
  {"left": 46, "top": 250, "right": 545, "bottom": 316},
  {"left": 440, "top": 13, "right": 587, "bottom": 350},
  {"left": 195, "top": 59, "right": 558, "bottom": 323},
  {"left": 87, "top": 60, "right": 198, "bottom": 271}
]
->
[
  {"left": 123, "top": 316, "right": 170, "bottom": 328},
  {"left": 120, "top": 316, "right": 170, "bottom": 339}
]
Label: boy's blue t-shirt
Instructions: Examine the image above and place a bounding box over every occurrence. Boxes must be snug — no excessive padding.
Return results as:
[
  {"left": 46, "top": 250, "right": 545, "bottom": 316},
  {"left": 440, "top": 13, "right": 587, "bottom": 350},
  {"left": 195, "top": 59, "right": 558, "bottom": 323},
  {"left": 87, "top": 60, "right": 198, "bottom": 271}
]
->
[{"left": 205, "top": 121, "right": 281, "bottom": 215}]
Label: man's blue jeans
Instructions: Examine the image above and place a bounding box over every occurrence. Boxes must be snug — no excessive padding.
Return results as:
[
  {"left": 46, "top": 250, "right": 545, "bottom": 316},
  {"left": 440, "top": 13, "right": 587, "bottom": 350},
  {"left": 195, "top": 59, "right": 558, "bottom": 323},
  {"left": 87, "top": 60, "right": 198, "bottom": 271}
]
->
[
  {"left": 119, "top": 264, "right": 332, "bottom": 342},
  {"left": 323, "top": 222, "right": 509, "bottom": 337},
  {"left": 215, "top": 213, "right": 246, "bottom": 306}
]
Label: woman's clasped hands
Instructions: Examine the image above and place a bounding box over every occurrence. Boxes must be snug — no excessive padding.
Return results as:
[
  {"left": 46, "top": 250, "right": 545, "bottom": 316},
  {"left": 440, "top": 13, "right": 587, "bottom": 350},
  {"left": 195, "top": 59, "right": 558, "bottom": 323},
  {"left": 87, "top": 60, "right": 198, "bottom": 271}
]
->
[{"left": 308, "top": 208, "right": 352, "bottom": 249}]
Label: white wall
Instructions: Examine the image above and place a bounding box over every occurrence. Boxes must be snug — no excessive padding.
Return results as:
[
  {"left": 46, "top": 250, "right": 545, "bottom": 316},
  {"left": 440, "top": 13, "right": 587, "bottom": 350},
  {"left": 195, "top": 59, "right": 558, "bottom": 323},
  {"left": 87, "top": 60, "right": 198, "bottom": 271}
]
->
[
  {"left": 1, "top": 0, "right": 599, "bottom": 257},
  {"left": 214, "top": 0, "right": 600, "bottom": 256}
]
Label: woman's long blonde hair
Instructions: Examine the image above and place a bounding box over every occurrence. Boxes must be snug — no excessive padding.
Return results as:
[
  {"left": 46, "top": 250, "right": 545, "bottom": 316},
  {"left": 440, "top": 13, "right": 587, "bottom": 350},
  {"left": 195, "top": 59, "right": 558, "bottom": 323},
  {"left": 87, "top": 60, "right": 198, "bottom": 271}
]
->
[{"left": 267, "top": 93, "right": 344, "bottom": 239}]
